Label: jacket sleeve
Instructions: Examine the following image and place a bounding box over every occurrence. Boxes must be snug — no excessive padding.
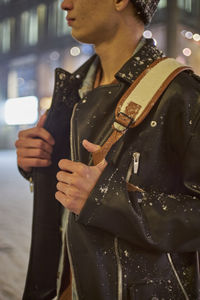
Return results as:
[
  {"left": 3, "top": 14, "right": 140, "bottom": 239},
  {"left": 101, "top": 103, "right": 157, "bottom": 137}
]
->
[{"left": 77, "top": 100, "right": 200, "bottom": 253}]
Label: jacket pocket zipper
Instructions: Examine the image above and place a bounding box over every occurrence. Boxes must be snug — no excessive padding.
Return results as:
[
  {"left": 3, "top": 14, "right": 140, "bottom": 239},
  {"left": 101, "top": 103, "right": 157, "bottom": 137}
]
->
[
  {"left": 133, "top": 152, "right": 140, "bottom": 174},
  {"left": 126, "top": 152, "right": 140, "bottom": 182}
]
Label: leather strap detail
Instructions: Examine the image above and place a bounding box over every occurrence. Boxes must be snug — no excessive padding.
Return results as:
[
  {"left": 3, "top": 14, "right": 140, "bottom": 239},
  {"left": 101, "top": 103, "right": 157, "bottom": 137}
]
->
[
  {"left": 114, "top": 58, "right": 192, "bottom": 132},
  {"left": 92, "top": 58, "right": 192, "bottom": 166},
  {"left": 132, "top": 65, "right": 192, "bottom": 128}
]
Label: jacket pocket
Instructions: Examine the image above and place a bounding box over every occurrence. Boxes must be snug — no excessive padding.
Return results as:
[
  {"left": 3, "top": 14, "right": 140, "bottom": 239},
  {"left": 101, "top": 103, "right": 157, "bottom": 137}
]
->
[{"left": 128, "top": 278, "right": 175, "bottom": 300}]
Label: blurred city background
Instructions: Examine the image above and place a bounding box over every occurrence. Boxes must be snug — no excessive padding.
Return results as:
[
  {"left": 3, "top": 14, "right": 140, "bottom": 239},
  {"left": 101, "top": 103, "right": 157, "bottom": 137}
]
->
[{"left": 0, "top": 0, "right": 199, "bottom": 299}]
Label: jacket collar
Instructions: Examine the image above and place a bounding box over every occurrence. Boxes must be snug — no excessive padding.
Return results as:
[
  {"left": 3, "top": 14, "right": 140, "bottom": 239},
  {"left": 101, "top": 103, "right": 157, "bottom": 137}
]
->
[
  {"left": 73, "top": 38, "right": 164, "bottom": 86},
  {"left": 115, "top": 38, "right": 164, "bottom": 84},
  {"left": 55, "top": 38, "right": 164, "bottom": 88}
]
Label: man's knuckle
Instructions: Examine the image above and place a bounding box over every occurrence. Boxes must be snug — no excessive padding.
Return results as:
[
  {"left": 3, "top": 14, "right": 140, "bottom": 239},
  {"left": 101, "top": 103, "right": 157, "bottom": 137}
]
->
[
  {"left": 70, "top": 188, "right": 78, "bottom": 198},
  {"left": 35, "top": 149, "right": 41, "bottom": 156},
  {"left": 78, "top": 163, "right": 86, "bottom": 174},
  {"left": 37, "top": 139, "right": 43, "bottom": 148},
  {"left": 38, "top": 148, "right": 44, "bottom": 156},
  {"left": 34, "top": 158, "right": 42, "bottom": 166},
  {"left": 67, "top": 187, "right": 73, "bottom": 197},
  {"left": 71, "top": 177, "right": 78, "bottom": 186}
]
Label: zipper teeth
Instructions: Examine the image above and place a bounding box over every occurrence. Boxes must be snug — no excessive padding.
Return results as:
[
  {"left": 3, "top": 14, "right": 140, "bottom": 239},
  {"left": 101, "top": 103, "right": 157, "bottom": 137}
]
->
[
  {"left": 167, "top": 253, "right": 190, "bottom": 300},
  {"left": 57, "top": 209, "right": 68, "bottom": 297},
  {"left": 67, "top": 102, "right": 79, "bottom": 299},
  {"left": 70, "top": 103, "right": 78, "bottom": 162},
  {"left": 66, "top": 217, "right": 79, "bottom": 300},
  {"left": 114, "top": 237, "right": 123, "bottom": 300},
  {"left": 196, "top": 252, "right": 200, "bottom": 299}
]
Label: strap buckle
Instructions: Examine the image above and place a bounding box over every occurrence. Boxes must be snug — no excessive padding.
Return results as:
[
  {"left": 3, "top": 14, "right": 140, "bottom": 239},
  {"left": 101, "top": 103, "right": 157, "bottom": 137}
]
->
[{"left": 115, "top": 111, "right": 135, "bottom": 130}]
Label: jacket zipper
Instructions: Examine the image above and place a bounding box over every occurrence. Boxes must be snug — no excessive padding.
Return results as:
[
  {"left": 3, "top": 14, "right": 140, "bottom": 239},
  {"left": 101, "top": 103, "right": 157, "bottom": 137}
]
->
[
  {"left": 70, "top": 103, "right": 78, "bottom": 162},
  {"left": 114, "top": 237, "right": 123, "bottom": 300},
  {"left": 66, "top": 103, "right": 79, "bottom": 299},
  {"left": 133, "top": 152, "right": 140, "bottom": 174},
  {"left": 126, "top": 152, "right": 140, "bottom": 182}
]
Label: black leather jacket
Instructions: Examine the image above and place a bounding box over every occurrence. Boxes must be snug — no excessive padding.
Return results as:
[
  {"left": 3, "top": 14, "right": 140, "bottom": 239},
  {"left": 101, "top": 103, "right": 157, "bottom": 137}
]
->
[{"left": 22, "top": 39, "right": 200, "bottom": 300}]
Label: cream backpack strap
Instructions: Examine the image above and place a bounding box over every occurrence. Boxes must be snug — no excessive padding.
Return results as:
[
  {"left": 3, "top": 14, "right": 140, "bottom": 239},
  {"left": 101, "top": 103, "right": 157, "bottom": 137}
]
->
[{"left": 92, "top": 57, "right": 192, "bottom": 165}]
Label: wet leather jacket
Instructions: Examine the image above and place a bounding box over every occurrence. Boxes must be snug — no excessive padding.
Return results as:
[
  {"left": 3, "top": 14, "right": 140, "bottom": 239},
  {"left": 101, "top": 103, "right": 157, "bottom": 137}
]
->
[{"left": 22, "top": 39, "right": 200, "bottom": 300}]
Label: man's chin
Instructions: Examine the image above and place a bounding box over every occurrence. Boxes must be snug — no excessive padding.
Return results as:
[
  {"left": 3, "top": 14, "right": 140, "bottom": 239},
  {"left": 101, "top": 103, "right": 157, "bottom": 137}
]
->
[{"left": 71, "top": 31, "right": 95, "bottom": 45}]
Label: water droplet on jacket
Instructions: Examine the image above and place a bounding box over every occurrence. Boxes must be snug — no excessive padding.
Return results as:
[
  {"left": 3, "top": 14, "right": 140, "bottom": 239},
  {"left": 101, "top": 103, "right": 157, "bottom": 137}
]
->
[
  {"left": 59, "top": 73, "right": 66, "bottom": 80},
  {"left": 151, "top": 121, "right": 157, "bottom": 127}
]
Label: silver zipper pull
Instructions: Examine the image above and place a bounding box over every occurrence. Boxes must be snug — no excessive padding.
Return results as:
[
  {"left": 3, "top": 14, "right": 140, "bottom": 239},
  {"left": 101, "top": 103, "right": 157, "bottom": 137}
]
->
[{"left": 133, "top": 152, "right": 140, "bottom": 174}]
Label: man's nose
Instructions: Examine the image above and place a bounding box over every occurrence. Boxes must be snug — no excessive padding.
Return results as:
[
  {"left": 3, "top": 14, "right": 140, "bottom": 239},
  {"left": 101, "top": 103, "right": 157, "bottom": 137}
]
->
[{"left": 61, "top": 0, "right": 73, "bottom": 11}]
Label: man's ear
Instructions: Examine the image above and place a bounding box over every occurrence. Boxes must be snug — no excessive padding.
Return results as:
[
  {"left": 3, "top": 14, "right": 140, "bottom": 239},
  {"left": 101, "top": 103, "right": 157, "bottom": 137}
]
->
[{"left": 114, "top": 0, "right": 130, "bottom": 12}]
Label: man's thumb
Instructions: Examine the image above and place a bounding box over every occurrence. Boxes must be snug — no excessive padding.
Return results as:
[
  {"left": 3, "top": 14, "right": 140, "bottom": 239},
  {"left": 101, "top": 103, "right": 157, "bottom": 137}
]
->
[
  {"left": 82, "top": 139, "right": 101, "bottom": 153},
  {"left": 37, "top": 112, "right": 47, "bottom": 128}
]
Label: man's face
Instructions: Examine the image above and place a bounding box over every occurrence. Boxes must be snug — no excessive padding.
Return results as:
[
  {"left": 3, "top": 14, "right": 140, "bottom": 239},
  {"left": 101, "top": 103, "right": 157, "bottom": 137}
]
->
[{"left": 61, "top": 0, "right": 119, "bottom": 44}]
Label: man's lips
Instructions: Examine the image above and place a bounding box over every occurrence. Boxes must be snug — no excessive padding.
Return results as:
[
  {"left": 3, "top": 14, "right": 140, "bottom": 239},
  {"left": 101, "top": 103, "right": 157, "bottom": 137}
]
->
[{"left": 66, "top": 17, "right": 75, "bottom": 25}]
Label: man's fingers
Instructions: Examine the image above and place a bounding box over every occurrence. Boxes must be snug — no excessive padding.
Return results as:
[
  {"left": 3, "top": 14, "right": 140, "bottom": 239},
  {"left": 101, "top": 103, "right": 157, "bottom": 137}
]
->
[
  {"left": 15, "top": 138, "right": 53, "bottom": 154},
  {"left": 17, "top": 157, "right": 52, "bottom": 169},
  {"left": 82, "top": 139, "right": 101, "bottom": 153},
  {"left": 55, "top": 191, "right": 67, "bottom": 206},
  {"left": 55, "top": 186, "right": 87, "bottom": 214},
  {"left": 16, "top": 120, "right": 55, "bottom": 172},
  {"left": 56, "top": 171, "right": 72, "bottom": 184},
  {"left": 56, "top": 170, "right": 90, "bottom": 192},
  {"left": 17, "top": 148, "right": 51, "bottom": 160},
  {"left": 58, "top": 159, "right": 88, "bottom": 176},
  {"left": 18, "top": 127, "right": 55, "bottom": 146}
]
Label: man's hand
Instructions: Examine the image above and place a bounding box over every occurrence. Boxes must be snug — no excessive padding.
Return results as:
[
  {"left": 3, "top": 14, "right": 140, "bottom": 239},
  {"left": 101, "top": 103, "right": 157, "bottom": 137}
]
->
[
  {"left": 55, "top": 139, "right": 107, "bottom": 215},
  {"left": 15, "top": 113, "right": 55, "bottom": 173}
]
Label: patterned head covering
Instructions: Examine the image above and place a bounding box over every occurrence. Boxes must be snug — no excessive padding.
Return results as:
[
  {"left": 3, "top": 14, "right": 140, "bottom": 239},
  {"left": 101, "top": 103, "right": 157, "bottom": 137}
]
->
[{"left": 131, "top": 0, "right": 160, "bottom": 25}]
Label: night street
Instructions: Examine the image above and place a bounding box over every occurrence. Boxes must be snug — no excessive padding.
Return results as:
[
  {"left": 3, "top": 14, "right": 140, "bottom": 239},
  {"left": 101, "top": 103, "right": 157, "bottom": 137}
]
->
[{"left": 0, "top": 150, "right": 32, "bottom": 300}]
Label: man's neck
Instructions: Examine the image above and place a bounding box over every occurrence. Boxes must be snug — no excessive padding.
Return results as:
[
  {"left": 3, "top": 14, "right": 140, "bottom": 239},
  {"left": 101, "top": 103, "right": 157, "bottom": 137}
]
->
[{"left": 94, "top": 25, "right": 144, "bottom": 86}]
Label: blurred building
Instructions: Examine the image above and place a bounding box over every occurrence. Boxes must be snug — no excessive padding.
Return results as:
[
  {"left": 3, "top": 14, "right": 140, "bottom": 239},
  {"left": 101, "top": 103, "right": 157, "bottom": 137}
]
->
[
  {"left": 151, "top": 0, "right": 200, "bottom": 75},
  {"left": 0, "top": 0, "right": 199, "bottom": 148}
]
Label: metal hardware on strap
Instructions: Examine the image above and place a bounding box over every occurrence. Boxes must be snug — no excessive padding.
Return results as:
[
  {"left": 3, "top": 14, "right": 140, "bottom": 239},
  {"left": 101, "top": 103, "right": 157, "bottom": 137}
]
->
[
  {"left": 92, "top": 58, "right": 193, "bottom": 166},
  {"left": 114, "top": 112, "right": 135, "bottom": 130}
]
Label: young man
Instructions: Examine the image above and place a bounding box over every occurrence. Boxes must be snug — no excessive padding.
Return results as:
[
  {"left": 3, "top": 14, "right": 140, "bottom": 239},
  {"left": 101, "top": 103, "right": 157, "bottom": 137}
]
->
[{"left": 15, "top": 0, "right": 200, "bottom": 299}]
